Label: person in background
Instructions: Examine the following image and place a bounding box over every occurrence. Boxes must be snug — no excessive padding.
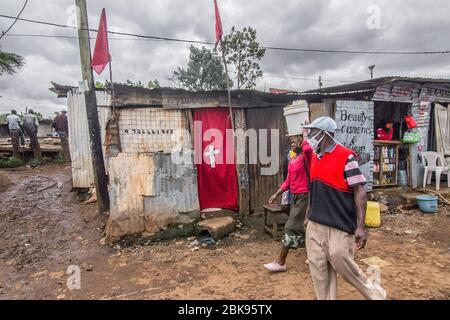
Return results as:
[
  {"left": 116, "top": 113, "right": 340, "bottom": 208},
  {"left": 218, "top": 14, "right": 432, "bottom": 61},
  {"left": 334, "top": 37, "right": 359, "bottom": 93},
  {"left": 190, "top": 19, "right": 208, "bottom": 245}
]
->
[
  {"left": 52, "top": 110, "right": 69, "bottom": 137},
  {"left": 22, "top": 109, "right": 42, "bottom": 160},
  {"left": 18, "top": 122, "right": 26, "bottom": 147},
  {"left": 303, "top": 117, "right": 386, "bottom": 300},
  {"left": 264, "top": 130, "right": 312, "bottom": 272},
  {"left": 52, "top": 110, "right": 70, "bottom": 161},
  {"left": 376, "top": 120, "right": 394, "bottom": 141},
  {"left": 6, "top": 110, "right": 21, "bottom": 158}
]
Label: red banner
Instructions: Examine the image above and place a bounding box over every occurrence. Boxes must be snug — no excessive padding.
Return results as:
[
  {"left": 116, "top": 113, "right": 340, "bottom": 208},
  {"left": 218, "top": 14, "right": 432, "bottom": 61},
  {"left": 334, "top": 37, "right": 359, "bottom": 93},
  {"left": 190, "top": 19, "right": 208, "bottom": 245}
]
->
[
  {"left": 194, "top": 108, "right": 238, "bottom": 210},
  {"left": 92, "top": 8, "right": 110, "bottom": 75},
  {"left": 213, "top": 0, "right": 223, "bottom": 49}
]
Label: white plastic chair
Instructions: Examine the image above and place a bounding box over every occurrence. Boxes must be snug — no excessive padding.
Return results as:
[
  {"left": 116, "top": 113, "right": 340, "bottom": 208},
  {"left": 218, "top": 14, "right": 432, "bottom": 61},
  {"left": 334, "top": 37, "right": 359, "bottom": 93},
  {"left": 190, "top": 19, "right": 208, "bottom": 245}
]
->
[{"left": 421, "top": 151, "right": 449, "bottom": 190}]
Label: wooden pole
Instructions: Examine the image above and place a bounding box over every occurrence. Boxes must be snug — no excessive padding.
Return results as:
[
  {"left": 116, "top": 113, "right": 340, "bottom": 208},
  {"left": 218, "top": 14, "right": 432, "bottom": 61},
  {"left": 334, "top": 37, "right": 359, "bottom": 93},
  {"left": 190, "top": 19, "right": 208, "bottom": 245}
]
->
[
  {"left": 76, "top": 0, "right": 110, "bottom": 213},
  {"left": 446, "top": 103, "right": 450, "bottom": 154},
  {"left": 109, "top": 59, "right": 116, "bottom": 110},
  {"left": 219, "top": 39, "right": 244, "bottom": 218},
  {"left": 219, "top": 39, "right": 234, "bottom": 130}
]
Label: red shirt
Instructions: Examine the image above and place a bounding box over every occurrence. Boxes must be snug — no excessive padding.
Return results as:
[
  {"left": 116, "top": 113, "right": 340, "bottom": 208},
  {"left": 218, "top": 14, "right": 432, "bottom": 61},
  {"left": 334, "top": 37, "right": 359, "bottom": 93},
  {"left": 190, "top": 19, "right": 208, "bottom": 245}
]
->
[
  {"left": 309, "top": 144, "right": 365, "bottom": 234},
  {"left": 376, "top": 128, "right": 393, "bottom": 140},
  {"left": 280, "top": 141, "right": 312, "bottom": 194}
]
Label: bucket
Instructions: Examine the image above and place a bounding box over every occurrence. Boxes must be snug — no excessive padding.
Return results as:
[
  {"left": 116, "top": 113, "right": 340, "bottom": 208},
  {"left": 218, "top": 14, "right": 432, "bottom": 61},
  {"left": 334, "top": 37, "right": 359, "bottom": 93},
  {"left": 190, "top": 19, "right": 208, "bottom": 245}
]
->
[
  {"left": 365, "top": 201, "right": 381, "bottom": 228},
  {"left": 284, "top": 100, "right": 309, "bottom": 136},
  {"left": 416, "top": 196, "right": 438, "bottom": 214}
]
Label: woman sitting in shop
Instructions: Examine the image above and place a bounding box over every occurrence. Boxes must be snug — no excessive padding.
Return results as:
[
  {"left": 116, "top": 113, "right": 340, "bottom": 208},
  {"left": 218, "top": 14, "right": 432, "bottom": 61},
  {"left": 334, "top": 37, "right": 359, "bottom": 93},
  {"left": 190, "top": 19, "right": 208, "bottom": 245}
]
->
[{"left": 376, "top": 120, "right": 394, "bottom": 141}]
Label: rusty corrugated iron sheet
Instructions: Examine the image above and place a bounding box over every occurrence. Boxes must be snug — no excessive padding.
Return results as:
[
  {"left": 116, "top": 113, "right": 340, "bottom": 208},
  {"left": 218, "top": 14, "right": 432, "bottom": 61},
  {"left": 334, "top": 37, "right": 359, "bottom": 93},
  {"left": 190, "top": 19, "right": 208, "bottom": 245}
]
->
[
  {"left": 106, "top": 153, "right": 155, "bottom": 242},
  {"left": 106, "top": 152, "right": 199, "bottom": 241},
  {"left": 245, "top": 107, "right": 288, "bottom": 212},
  {"left": 143, "top": 153, "right": 200, "bottom": 232}
]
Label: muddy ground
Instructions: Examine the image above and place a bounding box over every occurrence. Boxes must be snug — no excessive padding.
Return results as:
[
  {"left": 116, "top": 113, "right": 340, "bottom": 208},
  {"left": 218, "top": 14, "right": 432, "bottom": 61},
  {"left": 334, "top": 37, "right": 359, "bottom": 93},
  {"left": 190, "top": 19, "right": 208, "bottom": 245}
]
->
[{"left": 0, "top": 164, "right": 449, "bottom": 300}]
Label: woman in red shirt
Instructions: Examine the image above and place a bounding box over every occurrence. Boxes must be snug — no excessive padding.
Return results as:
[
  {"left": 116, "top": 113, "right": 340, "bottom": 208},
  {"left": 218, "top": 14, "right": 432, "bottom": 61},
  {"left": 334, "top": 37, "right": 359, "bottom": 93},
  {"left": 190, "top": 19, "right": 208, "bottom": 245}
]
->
[
  {"left": 264, "top": 132, "right": 312, "bottom": 272},
  {"left": 376, "top": 120, "right": 394, "bottom": 141}
]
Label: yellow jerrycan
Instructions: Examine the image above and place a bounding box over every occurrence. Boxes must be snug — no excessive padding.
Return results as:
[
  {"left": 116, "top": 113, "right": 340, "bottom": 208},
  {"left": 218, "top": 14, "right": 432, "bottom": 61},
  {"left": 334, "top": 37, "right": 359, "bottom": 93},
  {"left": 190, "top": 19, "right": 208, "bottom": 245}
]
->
[{"left": 365, "top": 201, "right": 381, "bottom": 228}]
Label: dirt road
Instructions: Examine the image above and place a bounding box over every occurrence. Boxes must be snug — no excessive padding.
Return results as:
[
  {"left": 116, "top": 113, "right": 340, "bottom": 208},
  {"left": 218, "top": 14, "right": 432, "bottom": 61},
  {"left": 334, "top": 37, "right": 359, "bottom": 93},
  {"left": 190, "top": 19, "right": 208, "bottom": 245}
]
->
[{"left": 0, "top": 165, "right": 449, "bottom": 300}]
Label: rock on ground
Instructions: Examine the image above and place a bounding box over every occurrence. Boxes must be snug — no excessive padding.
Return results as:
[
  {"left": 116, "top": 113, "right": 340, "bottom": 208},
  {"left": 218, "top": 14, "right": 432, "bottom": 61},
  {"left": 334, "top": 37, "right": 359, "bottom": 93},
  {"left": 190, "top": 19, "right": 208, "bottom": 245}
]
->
[{"left": 197, "top": 216, "right": 236, "bottom": 240}]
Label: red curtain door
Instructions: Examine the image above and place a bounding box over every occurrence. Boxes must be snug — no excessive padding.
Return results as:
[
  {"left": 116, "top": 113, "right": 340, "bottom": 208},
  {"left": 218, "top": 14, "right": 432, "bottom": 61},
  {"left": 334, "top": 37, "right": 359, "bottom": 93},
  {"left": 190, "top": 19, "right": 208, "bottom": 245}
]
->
[{"left": 194, "top": 108, "right": 238, "bottom": 210}]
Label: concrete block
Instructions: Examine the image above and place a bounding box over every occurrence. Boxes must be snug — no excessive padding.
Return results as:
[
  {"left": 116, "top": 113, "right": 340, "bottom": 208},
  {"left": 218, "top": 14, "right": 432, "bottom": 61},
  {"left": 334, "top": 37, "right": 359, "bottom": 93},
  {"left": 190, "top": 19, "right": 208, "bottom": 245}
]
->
[{"left": 197, "top": 216, "right": 236, "bottom": 240}]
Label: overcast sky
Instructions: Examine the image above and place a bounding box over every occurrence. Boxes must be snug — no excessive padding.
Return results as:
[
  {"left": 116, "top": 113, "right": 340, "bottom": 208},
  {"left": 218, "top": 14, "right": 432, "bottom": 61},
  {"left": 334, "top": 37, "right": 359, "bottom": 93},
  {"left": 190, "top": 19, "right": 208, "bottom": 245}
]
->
[{"left": 1, "top": 0, "right": 450, "bottom": 117}]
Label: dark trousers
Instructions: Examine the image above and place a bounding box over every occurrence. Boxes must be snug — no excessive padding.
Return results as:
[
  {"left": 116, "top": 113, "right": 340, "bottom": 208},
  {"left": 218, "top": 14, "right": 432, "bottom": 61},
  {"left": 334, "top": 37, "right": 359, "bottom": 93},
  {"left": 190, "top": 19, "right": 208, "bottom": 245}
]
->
[
  {"left": 58, "top": 131, "right": 71, "bottom": 161},
  {"left": 283, "top": 192, "right": 309, "bottom": 248},
  {"left": 9, "top": 129, "right": 21, "bottom": 158},
  {"left": 25, "top": 128, "right": 42, "bottom": 160}
]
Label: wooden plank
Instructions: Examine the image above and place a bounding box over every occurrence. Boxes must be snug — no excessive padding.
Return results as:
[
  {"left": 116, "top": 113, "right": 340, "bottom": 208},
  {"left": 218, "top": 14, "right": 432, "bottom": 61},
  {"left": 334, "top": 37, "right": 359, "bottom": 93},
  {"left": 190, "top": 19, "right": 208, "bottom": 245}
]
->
[
  {"left": 0, "top": 146, "right": 61, "bottom": 153},
  {"left": 233, "top": 109, "right": 250, "bottom": 217},
  {"left": 164, "top": 96, "right": 221, "bottom": 109},
  {"left": 0, "top": 138, "right": 61, "bottom": 153},
  {"left": 113, "top": 86, "right": 301, "bottom": 109},
  {"left": 309, "top": 102, "right": 328, "bottom": 121},
  {"left": 162, "top": 90, "right": 228, "bottom": 109},
  {"left": 246, "top": 107, "right": 288, "bottom": 212},
  {"left": 185, "top": 110, "right": 194, "bottom": 149},
  {"left": 373, "top": 183, "right": 397, "bottom": 188},
  {"left": 395, "top": 145, "right": 399, "bottom": 185},
  {"left": 113, "top": 84, "right": 162, "bottom": 107},
  {"left": 373, "top": 140, "right": 404, "bottom": 145}
]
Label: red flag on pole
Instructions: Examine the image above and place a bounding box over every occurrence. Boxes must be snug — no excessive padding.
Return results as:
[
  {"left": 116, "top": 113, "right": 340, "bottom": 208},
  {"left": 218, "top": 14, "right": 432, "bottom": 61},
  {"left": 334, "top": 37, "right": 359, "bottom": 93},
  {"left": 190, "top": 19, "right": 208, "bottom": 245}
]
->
[
  {"left": 92, "top": 8, "right": 110, "bottom": 75},
  {"left": 214, "top": 0, "right": 223, "bottom": 50}
]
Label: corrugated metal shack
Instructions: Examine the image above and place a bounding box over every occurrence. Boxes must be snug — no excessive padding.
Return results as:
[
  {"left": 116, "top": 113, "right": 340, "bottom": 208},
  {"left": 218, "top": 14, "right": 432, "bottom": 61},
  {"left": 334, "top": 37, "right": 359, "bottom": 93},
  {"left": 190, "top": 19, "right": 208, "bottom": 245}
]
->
[
  {"left": 52, "top": 83, "right": 302, "bottom": 242},
  {"left": 297, "top": 76, "right": 450, "bottom": 189}
]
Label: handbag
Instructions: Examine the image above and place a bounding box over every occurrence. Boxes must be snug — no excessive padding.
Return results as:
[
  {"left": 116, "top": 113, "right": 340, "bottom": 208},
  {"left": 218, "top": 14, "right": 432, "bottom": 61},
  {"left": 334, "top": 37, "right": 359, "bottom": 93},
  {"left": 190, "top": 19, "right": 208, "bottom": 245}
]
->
[
  {"left": 402, "top": 129, "right": 421, "bottom": 143},
  {"left": 404, "top": 115, "right": 418, "bottom": 129}
]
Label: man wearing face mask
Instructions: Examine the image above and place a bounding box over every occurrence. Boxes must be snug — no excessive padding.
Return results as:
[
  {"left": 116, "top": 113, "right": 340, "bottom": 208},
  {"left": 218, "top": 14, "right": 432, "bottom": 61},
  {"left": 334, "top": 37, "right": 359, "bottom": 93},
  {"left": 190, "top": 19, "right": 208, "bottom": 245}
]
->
[{"left": 303, "top": 117, "right": 386, "bottom": 300}]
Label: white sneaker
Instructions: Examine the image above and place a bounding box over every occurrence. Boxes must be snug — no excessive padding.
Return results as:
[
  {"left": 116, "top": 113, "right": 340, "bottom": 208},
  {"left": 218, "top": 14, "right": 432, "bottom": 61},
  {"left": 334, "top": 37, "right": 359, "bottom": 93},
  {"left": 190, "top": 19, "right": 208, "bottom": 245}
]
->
[{"left": 264, "top": 261, "right": 287, "bottom": 272}]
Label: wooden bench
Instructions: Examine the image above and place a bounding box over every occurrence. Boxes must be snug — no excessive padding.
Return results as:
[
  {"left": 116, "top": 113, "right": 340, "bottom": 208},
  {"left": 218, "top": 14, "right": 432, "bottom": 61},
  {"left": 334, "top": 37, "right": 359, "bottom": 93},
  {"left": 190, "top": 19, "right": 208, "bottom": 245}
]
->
[{"left": 262, "top": 204, "right": 290, "bottom": 239}]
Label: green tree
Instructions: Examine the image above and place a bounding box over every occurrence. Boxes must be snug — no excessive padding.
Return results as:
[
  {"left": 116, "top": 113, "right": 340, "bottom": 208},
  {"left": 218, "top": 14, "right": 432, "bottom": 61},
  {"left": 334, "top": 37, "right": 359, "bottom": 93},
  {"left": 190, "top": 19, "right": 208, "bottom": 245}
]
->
[
  {"left": 33, "top": 111, "right": 44, "bottom": 121},
  {"left": 0, "top": 114, "right": 7, "bottom": 123},
  {"left": 125, "top": 79, "right": 144, "bottom": 87},
  {"left": 0, "top": 47, "right": 24, "bottom": 75},
  {"left": 95, "top": 81, "right": 106, "bottom": 89},
  {"left": 95, "top": 79, "right": 160, "bottom": 89},
  {"left": 121, "top": 79, "right": 160, "bottom": 89},
  {"left": 222, "top": 26, "right": 265, "bottom": 89},
  {"left": 168, "top": 45, "right": 231, "bottom": 91},
  {"left": 147, "top": 79, "right": 160, "bottom": 89}
]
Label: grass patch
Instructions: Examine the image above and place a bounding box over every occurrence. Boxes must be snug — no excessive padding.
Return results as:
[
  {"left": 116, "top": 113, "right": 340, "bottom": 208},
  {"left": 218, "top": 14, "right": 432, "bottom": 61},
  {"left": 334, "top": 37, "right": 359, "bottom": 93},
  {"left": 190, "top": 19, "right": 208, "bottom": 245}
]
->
[
  {"left": 54, "top": 153, "right": 68, "bottom": 165},
  {"left": 0, "top": 157, "right": 25, "bottom": 169},
  {"left": 29, "top": 158, "right": 45, "bottom": 168}
]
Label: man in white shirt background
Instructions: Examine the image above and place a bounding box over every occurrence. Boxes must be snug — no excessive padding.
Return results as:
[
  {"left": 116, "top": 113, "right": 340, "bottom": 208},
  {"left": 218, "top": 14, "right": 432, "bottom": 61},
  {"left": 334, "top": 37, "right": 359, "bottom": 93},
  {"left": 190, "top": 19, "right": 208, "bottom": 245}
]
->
[
  {"left": 22, "top": 109, "right": 42, "bottom": 160},
  {"left": 6, "top": 110, "right": 21, "bottom": 158}
]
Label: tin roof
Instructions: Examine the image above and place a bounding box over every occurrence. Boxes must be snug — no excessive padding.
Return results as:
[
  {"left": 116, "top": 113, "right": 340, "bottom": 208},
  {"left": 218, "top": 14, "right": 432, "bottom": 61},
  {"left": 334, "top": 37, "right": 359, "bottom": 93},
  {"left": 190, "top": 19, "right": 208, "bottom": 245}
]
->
[
  {"left": 298, "top": 76, "right": 450, "bottom": 98},
  {"left": 50, "top": 82, "right": 304, "bottom": 109}
]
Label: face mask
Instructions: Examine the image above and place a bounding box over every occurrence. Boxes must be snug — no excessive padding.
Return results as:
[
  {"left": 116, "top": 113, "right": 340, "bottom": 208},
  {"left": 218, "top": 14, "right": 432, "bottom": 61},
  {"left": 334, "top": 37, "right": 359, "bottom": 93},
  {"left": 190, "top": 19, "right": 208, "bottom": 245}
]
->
[{"left": 308, "top": 130, "right": 325, "bottom": 153}]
